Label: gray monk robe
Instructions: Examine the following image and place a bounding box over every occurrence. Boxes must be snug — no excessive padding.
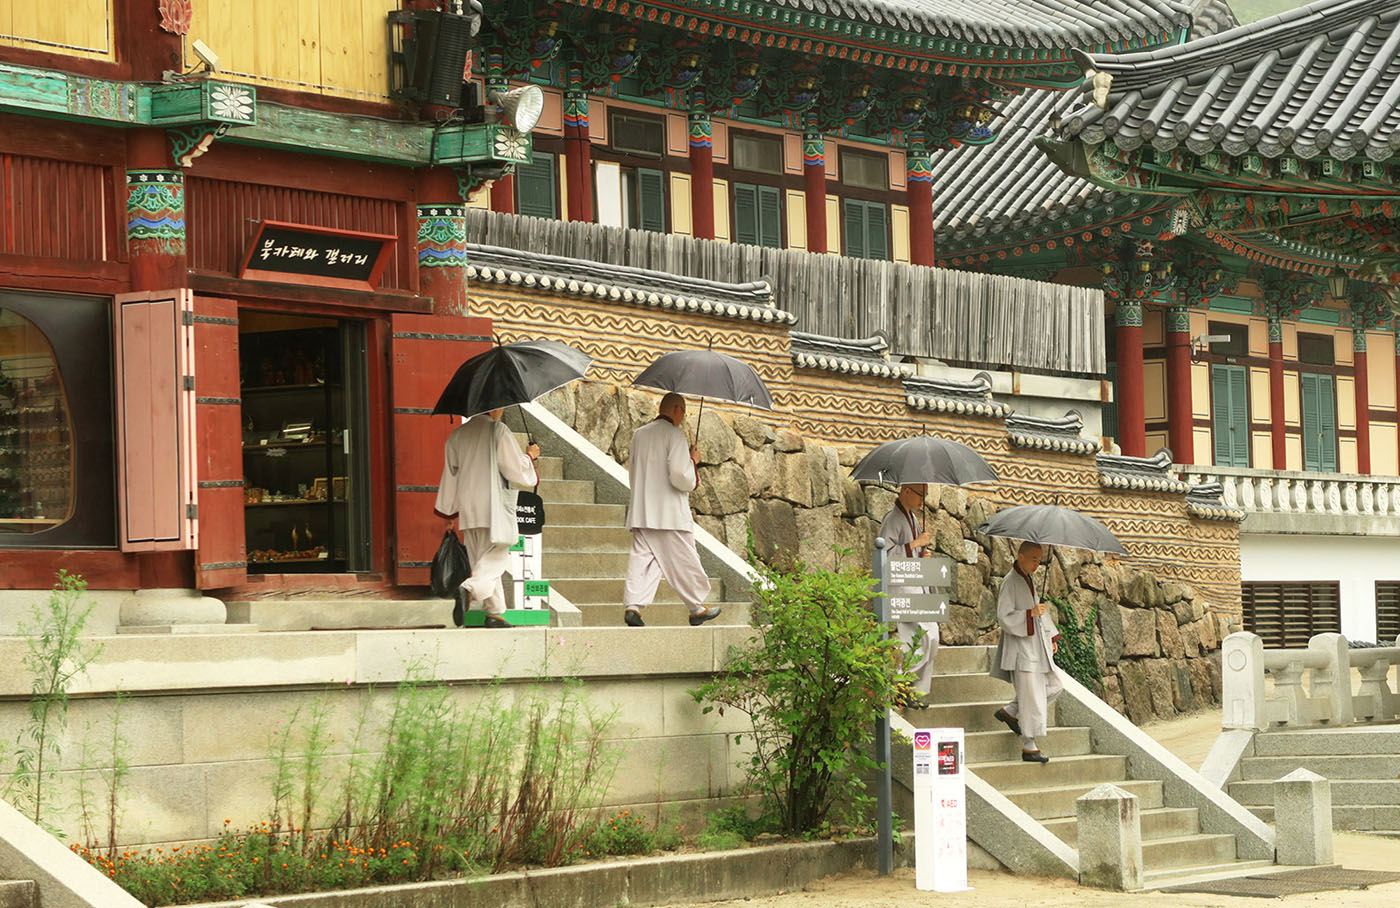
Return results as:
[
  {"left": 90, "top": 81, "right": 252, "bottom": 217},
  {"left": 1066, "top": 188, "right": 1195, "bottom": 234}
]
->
[
  {"left": 877, "top": 501, "right": 939, "bottom": 697},
  {"left": 624, "top": 417, "right": 711, "bottom": 613},
  {"left": 991, "top": 565, "right": 1063, "bottom": 738},
  {"left": 434, "top": 414, "right": 537, "bottom": 617}
]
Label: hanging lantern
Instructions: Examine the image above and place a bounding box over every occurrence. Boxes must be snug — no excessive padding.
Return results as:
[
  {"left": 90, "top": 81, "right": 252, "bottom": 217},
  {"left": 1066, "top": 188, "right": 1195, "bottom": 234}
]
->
[{"left": 1327, "top": 268, "right": 1350, "bottom": 301}]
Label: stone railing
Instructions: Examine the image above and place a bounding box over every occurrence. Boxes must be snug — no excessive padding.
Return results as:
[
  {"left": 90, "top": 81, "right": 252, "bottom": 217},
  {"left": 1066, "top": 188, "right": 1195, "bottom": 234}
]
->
[
  {"left": 1180, "top": 466, "right": 1400, "bottom": 536},
  {"left": 1221, "top": 631, "right": 1400, "bottom": 731}
]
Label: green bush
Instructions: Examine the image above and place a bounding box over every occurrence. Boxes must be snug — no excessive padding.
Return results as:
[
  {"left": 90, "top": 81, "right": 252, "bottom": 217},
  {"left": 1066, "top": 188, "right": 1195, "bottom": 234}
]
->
[
  {"left": 690, "top": 551, "right": 908, "bottom": 836},
  {"left": 1051, "top": 596, "right": 1102, "bottom": 693}
]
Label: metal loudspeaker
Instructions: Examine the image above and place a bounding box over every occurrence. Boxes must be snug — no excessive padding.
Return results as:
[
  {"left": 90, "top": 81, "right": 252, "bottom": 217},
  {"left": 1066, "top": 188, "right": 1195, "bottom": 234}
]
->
[{"left": 492, "top": 86, "right": 545, "bottom": 135}]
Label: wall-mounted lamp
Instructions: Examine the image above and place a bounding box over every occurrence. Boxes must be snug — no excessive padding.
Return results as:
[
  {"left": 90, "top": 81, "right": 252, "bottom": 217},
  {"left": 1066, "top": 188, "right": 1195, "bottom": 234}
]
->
[{"left": 1191, "top": 333, "right": 1230, "bottom": 355}]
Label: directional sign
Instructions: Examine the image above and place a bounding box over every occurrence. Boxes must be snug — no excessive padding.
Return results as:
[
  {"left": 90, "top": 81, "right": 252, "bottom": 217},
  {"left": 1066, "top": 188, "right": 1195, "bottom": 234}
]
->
[
  {"left": 888, "top": 592, "right": 949, "bottom": 623},
  {"left": 889, "top": 556, "right": 955, "bottom": 590}
]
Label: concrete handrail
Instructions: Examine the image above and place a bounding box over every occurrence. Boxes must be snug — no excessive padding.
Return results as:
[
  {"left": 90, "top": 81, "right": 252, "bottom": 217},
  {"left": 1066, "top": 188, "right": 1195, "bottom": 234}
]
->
[{"left": 1223, "top": 631, "right": 1400, "bottom": 731}]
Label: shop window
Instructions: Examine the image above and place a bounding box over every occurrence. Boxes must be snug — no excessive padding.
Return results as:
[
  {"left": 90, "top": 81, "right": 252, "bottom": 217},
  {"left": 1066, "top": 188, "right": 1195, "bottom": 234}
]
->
[
  {"left": 843, "top": 198, "right": 889, "bottom": 260},
  {"left": 0, "top": 292, "right": 114, "bottom": 548},
  {"left": 1243, "top": 581, "right": 1341, "bottom": 648},
  {"left": 1377, "top": 581, "right": 1400, "bottom": 644},
  {"left": 841, "top": 149, "right": 889, "bottom": 191},
  {"left": 515, "top": 151, "right": 558, "bottom": 220},
  {"left": 0, "top": 310, "right": 74, "bottom": 533},
  {"left": 1210, "top": 364, "right": 1249, "bottom": 467},
  {"left": 732, "top": 133, "right": 783, "bottom": 174},
  {"left": 611, "top": 113, "right": 665, "bottom": 157},
  {"left": 621, "top": 166, "right": 666, "bottom": 233},
  {"left": 1300, "top": 372, "right": 1337, "bottom": 472},
  {"left": 1207, "top": 321, "right": 1248, "bottom": 356},
  {"left": 733, "top": 183, "right": 782, "bottom": 248},
  {"left": 1298, "top": 333, "right": 1335, "bottom": 365}
]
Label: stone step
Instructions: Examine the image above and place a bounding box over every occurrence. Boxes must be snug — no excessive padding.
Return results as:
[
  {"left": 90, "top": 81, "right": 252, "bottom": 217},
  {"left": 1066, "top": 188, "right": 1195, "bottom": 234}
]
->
[
  {"left": 931, "top": 645, "right": 992, "bottom": 675},
  {"left": 537, "top": 478, "right": 597, "bottom": 503},
  {"left": 1142, "top": 859, "right": 1279, "bottom": 888},
  {"left": 577, "top": 602, "right": 753, "bottom": 628},
  {"left": 1042, "top": 807, "right": 1201, "bottom": 844},
  {"left": 1245, "top": 804, "right": 1400, "bottom": 830},
  {"left": 964, "top": 726, "right": 1092, "bottom": 764},
  {"left": 973, "top": 753, "right": 1126, "bottom": 791},
  {"left": 1252, "top": 727, "right": 1400, "bottom": 757},
  {"left": 901, "top": 700, "right": 1057, "bottom": 733},
  {"left": 542, "top": 525, "right": 635, "bottom": 552},
  {"left": 542, "top": 551, "right": 631, "bottom": 577},
  {"left": 558, "top": 577, "right": 728, "bottom": 606},
  {"left": 513, "top": 455, "right": 563, "bottom": 481},
  {"left": 542, "top": 502, "right": 628, "bottom": 525},
  {"left": 999, "top": 778, "right": 1164, "bottom": 821},
  {"left": 926, "top": 671, "right": 1014, "bottom": 704},
  {"left": 1239, "top": 753, "right": 1400, "bottom": 780},
  {"left": 1229, "top": 778, "right": 1400, "bottom": 806},
  {"left": 1141, "top": 833, "right": 1238, "bottom": 871},
  {"left": 0, "top": 880, "right": 36, "bottom": 908}
]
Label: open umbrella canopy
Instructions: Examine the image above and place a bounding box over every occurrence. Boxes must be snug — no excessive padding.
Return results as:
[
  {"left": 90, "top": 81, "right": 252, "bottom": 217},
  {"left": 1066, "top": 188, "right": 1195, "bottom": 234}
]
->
[
  {"left": 632, "top": 350, "right": 773, "bottom": 409},
  {"left": 851, "top": 435, "right": 997, "bottom": 487},
  {"left": 976, "top": 505, "right": 1125, "bottom": 555},
  {"left": 432, "top": 340, "right": 591, "bottom": 418}
]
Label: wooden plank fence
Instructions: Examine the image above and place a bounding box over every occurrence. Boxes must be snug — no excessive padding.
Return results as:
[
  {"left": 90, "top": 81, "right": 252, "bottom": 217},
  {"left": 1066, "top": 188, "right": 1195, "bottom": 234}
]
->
[{"left": 466, "top": 210, "right": 1105, "bottom": 375}]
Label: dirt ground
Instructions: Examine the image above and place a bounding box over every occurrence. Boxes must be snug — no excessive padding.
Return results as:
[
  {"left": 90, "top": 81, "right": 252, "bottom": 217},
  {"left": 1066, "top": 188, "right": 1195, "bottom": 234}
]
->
[{"left": 671, "top": 710, "right": 1400, "bottom": 908}]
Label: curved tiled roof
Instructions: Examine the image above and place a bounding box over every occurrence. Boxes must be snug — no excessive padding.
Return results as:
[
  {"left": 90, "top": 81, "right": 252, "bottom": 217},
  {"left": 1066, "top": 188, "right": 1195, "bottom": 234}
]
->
[
  {"left": 1060, "top": 0, "right": 1400, "bottom": 162},
  {"left": 790, "top": 331, "right": 910, "bottom": 378}
]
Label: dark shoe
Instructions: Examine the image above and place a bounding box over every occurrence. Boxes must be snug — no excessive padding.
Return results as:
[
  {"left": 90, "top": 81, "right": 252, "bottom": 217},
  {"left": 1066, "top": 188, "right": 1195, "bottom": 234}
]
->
[
  {"left": 688, "top": 606, "right": 723, "bottom": 626},
  {"left": 452, "top": 588, "right": 467, "bottom": 627},
  {"left": 896, "top": 697, "right": 932, "bottom": 711},
  {"left": 1021, "top": 750, "right": 1049, "bottom": 764},
  {"left": 483, "top": 615, "right": 509, "bottom": 629},
  {"left": 994, "top": 707, "right": 1022, "bottom": 737},
  {"left": 624, "top": 609, "right": 645, "bottom": 627}
]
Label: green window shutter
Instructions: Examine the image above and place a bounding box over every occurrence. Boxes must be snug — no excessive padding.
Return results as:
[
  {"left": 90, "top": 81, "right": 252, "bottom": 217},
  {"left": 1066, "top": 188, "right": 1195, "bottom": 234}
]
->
[
  {"left": 865, "top": 201, "right": 889, "bottom": 261},
  {"left": 636, "top": 168, "right": 665, "bottom": 233},
  {"left": 1212, "top": 365, "right": 1232, "bottom": 466},
  {"left": 733, "top": 183, "right": 759, "bottom": 246},
  {"left": 843, "top": 198, "right": 866, "bottom": 259},
  {"left": 1229, "top": 366, "right": 1249, "bottom": 466},
  {"left": 1318, "top": 374, "right": 1337, "bottom": 472},
  {"left": 515, "top": 152, "right": 556, "bottom": 219},
  {"left": 757, "top": 184, "right": 782, "bottom": 249},
  {"left": 1301, "top": 372, "right": 1321, "bottom": 471}
]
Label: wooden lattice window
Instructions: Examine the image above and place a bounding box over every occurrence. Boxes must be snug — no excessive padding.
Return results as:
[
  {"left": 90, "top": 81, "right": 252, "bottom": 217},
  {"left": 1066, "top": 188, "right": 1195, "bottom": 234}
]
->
[
  {"left": 1242, "top": 581, "right": 1341, "bottom": 648},
  {"left": 1377, "top": 582, "right": 1400, "bottom": 645}
]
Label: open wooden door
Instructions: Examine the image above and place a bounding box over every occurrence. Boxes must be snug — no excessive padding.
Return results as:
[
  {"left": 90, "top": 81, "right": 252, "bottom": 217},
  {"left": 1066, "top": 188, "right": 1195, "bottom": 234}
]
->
[
  {"left": 389, "top": 313, "right": 491, "bottom": 585},
  {"left": 191, "top": 297, "right": 247, "bottom": 589}
]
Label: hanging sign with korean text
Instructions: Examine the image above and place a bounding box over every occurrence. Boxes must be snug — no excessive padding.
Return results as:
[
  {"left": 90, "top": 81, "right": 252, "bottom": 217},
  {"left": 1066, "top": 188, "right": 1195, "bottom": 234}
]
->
[{"left": 240, "top": 221, "right": 396, "bottom": 291}]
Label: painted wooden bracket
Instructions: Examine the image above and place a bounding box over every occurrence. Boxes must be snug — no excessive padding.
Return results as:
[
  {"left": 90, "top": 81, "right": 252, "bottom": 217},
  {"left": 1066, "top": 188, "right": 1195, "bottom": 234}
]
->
[{"left": 167, "top": 123, "right": 228, "bottom": 168}]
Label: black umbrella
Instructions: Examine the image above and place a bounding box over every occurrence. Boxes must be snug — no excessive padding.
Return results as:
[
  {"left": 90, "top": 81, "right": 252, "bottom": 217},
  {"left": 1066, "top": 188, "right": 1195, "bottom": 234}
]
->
[
  {"left": 851, "top": 435, "right": 998, "bottom": 487},
  {"left": 432, "top": 340, "right": 591, "bottom": 419},
  {"left": 976, "top": 505, "right": 1126, "bottom": 555},
  {"left": 632, "top": 350, "right": 774, "bottom": 409}
]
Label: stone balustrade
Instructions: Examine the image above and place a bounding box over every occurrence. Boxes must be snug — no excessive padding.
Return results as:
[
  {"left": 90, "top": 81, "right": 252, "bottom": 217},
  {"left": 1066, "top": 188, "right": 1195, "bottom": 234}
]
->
[
  {"left": 1179, "top": 466, "right": 1400, "bottom": 536},
  {"left": 1221, "top": 631, "right": 1400, "bottom": 731}
]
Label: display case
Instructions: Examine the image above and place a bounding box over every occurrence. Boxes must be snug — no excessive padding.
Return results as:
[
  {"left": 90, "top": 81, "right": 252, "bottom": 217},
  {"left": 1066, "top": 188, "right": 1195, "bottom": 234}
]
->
[{"left": 0, "top": 340, "right": 73, "bottom": 533}]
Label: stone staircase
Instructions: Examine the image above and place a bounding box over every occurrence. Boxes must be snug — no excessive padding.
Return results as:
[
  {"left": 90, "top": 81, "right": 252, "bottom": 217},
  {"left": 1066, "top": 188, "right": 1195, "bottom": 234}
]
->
[
  {"left": 0, "top": 880, "right": 36, "bottom": 908},
  {"left": 1227, "top": 726, "right": 1400, "bottom": 834},
  {"left": 904, "top": 646, "right": 1276, "bottom": 886},
  {"left": 522, "top": 438, "right": 752, "bottom": 627}
]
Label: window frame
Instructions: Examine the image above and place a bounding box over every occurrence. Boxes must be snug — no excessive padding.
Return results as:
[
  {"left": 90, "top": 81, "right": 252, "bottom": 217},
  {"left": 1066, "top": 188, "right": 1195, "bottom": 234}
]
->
[
  {"left": 840, "top": 148, "right": 890, "bottom": 191},
  {"left": 1297, "top": 332, "right": 1335, "bottom": 366},
  {"left": 731, "top": 131, "right": 784, "bottom": 175},
  {"left": 1242, "top": 580, "right": 1341, "bottom": 648},
  {"left": 1377, "top": 581, "right": 1400, "bottom": 644},
  {"left": 609, "top": 111, "right": 667, "bottom": 159}
]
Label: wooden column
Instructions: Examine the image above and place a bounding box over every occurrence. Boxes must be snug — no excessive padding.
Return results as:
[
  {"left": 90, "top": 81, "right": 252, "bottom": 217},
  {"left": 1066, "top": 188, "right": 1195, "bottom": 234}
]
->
[
  {"left": 416, "top": 168, "right": 469, "bottom": 316},
  {"left": 563, "top": 71, "right": 593, "bottom": 223},
  {"left": 485, "top": 66, "right": 515, "bottom": 214},
  {"left": 906, "top": 142, "right": 934, "bottom": 266},
  {"left": 803, "top": 128, "right": 826, "bottom": 254},
  {"left": 1354, "top": 330, "right": 1371, "bottom": 474},
  {"left": 1115, "top": 299, "right": 1146, "bottom": 457},
  {"left": 688, "top": 100, "right": 715, "bottom": 240},
  {"left": 1165, "top": 302, "right": 1193, "bottom": 464},
  {"left": 1269, "top": 316, "right": 1287, "bottom": 470}
]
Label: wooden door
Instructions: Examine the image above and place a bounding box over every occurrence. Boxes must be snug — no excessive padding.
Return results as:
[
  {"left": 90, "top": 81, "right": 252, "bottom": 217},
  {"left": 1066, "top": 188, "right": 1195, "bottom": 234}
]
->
[
  {"left": 389, "top": 313, "right": 491, "bottom": 586},
  {"left": 191, "top": 296, "right": 247, "bottom": 588}
]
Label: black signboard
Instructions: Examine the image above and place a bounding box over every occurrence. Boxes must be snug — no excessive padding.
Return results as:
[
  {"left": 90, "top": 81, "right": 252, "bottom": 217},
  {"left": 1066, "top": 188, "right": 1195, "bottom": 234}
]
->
[{"left": 240, "top": 221, "right": 395, "bottom": 290}]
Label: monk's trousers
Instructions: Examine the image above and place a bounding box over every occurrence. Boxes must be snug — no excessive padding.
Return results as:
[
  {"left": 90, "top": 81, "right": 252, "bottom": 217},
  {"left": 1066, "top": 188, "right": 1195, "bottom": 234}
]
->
[{"left": 623, "top": 528, "right": 711, "bottom": 614}]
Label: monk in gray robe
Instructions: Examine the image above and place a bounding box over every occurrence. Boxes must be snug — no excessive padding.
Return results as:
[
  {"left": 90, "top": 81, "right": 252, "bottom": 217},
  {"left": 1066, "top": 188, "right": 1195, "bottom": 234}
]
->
[
  {"left": 878, "top": 483, "right": 939, "bottom": 708},
  {"left": 990, "top": 541, "right": 1062, "bottom": 763},
  {"left": 434, "top": 409, "right": 539, "bottom": 627},
  {"left": 622, "top": 393, "right": 721, "bottom": 627}
]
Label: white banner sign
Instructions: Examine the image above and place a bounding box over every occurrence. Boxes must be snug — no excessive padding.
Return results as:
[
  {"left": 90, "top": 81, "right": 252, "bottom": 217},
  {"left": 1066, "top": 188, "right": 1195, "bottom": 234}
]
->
[{"left": 912, "top": 726, "right": 970, "bottom": 892}]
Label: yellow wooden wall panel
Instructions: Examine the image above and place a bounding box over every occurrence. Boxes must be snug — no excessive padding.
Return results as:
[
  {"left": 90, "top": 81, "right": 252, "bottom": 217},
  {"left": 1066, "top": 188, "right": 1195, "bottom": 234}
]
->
[
  {"left": 1282, "top": 322, "right": 1298, "bottom": 360},
  {"left": 891, "top": 204, "right": 910, "bottom": 264},
  {"left": 1367, "top": 335, "right": 1396, "bottom": 409},
  {"left": 1, "top": 0, "right": 114, "bottom": 58},
  {"left": 1371, "top": 423, "right": 1399, "bottom": 475},
  {"left": 1247, "top": 318, "right": 1267, "bottom": 357},
  {"left": 1285, "top": 436, "right": 1303, "bottom": 471},
  {"left": 1143, "top": 359, "right": 1167, "bottom": 422},
  {"left": 1249, "top": 366, "right": 1270, "bottom": 421},
  {"left": 1252, "top": 432, "right": 1274, "bottom": 470},
  {"left": 1190, "top": 361, "right": 1211, "bottom": 418},
  {"left": 825, "top": 195, "right": 840, "bottom": 255},
  {"left": 1340, "top": 438, "right": 1358, "bottom": 474},
  {"left": 1334, "top": 327, "right": 1353, "bottom": 366},
  {"left": 1338, "top": 376, "right": 1356, "bottom": 430},
  {"left": 783, "top": 133, "right": 801, "bottom": 174},
  {"left": 297, "top": 0, "right": 322, "bottom": 87},
  {"left": 785, "top": 190, "right": 807, "bottom": 251},
  {"left": 1142, "top": 308, "right": 1164, "bottom": 346},
  {"left": 666, "top": 113, "right": 688, "bottom": 156},
  {"left": 1145, "top": 432, "right": 1168, "bottom": 455},
  {"left": 670, "top": 173, "right": 692, "bottom": 237},
  {"left": 1283, "top": 372, "right": 1300, "bottom": 426},
  {"left": 1192, "top": 427, "right": 1213, "bottom": 466},
  {"left": 359, "top": 0, "right": 389, "bottom": 100},
  {"left": 712, "top": 179, "right": 730, "bottom": 242}
]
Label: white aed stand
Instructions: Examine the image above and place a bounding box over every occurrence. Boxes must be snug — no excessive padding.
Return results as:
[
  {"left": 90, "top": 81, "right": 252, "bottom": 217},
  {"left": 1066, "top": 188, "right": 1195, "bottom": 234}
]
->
[
  {"left": 912, "top": 726, "right": 970, "bottom": 892},
  {"left": 509, "top": 534, "right": 550, "bottom": 609}
]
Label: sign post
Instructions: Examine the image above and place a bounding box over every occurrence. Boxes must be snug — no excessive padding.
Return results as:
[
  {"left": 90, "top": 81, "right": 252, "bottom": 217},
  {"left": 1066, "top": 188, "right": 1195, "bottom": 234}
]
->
[
  {"left": 912, "top": 727, "right": 970, "bottom": 892},
  {"left": 872, "top": 537, "right": 893, "bottom": 875}
]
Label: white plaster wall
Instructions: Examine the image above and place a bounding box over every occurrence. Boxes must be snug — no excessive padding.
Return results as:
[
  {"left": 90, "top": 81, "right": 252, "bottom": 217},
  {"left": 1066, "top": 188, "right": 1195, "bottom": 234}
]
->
[{"left": 1240, "top": 533, "right": 1400, "bottom": 643}]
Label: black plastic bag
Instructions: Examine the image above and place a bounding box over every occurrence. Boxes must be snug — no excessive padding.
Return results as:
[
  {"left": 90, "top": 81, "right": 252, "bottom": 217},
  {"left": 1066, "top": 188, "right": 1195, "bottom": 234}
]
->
[
  {"left": 516, "top": 490, "right": 546, "bottom": 536},
  {"left": 430, "top": 529, "right": 471, "bottom": 599}
]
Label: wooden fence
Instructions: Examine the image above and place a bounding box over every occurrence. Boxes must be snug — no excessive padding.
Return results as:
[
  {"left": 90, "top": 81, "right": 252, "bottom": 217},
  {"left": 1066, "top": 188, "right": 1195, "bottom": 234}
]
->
[{"left": 465, "top": 210, "right": 1105, "bottom": 375}]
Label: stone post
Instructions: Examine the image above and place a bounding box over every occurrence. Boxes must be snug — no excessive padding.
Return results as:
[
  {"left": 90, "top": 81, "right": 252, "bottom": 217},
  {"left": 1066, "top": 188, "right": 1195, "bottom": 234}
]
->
[
  {"left": 1274, "top": 768, "right": 1333, "bottom": 865},
  {"left": 1076, "top": 784, "right": 1143, "bottom": 891},
  {"left": 1307, "top": 632, "right": 1354, "bottom": 726},
  {"left": 1222, "top": 632, "right": 1267, "bottom": 732}
]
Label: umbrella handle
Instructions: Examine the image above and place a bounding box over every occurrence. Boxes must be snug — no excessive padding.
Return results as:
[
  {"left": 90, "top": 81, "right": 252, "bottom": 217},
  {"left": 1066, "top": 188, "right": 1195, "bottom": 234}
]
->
[{"left": 515, "top": 403, "right": 540, "bottom": 493}]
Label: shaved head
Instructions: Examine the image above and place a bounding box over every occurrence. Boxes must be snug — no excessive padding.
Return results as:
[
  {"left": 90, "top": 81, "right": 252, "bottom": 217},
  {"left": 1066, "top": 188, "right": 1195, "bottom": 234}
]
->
[{"left": 659, "top": 393, "right": 686, "bottom": 424}]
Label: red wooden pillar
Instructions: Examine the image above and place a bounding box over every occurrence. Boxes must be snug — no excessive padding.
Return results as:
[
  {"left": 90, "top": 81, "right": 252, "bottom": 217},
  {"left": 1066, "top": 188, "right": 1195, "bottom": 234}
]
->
[
  {"left": 688, "top": 103, "right": 714, "bottom": 240},
  {"left": 563, "top": 72, "right": 593, "bottom": 223},
  {"left": 803, "top": 128, "right": 826, "bottom": 254},
  {"left": 1115, "top": 299, "right": 1146, "bottom": 457},
  {"left": 906, "top": 142, "right": 934, "bottom": 266},
  {"left": 1354, "top": 330, "right": 1371, "bottom": 474},
  {"left": 416, "top": 168, "right": 470, "bottom": 317},
  {"left": 1268, "top": 317, "right": 1287, "bottom": 469},
  {"left": 1165, "top": 303, "right": 1193, "bottom": 464}
]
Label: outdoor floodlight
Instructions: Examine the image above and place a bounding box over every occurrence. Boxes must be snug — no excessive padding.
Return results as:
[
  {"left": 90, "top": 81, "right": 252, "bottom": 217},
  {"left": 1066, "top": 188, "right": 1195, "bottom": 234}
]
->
[
  {"left": 1326, "top": 268, "right": 1350, "bottom": 301},
  {"left": 191, "top": 39, "right": 220, "bottom": 73},
  {"left": 493, "top": 86, "right": 545, "bottom": 135}
]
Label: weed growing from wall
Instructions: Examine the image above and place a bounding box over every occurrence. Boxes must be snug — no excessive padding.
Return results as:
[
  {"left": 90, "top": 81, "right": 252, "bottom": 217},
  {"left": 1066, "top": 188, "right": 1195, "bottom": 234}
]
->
[{"left": 1050, "top": 596, "right": 1102, "bottom": 694}]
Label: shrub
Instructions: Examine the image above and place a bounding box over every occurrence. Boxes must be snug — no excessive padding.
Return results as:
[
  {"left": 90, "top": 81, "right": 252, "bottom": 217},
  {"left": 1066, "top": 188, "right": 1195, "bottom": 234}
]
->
[{"left": 690, "top": 551, "right": 908, "bottom": 835}]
